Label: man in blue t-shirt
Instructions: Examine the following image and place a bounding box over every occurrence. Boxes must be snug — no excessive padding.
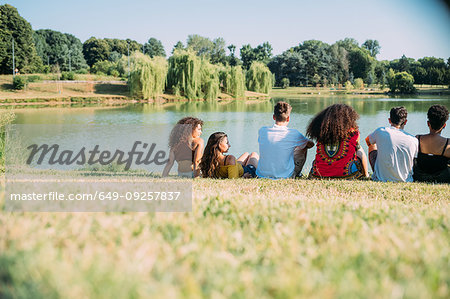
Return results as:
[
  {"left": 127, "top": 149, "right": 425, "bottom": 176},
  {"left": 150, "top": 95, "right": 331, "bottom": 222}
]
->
[{"left": 256, "top": 101, "right": 314, "bottom": 179}]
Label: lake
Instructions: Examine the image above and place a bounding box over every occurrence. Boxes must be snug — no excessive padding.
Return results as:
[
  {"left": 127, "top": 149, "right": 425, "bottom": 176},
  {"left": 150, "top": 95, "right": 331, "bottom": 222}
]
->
[{"left": 7, "top": 95, "right": 450, "bottom": 173}]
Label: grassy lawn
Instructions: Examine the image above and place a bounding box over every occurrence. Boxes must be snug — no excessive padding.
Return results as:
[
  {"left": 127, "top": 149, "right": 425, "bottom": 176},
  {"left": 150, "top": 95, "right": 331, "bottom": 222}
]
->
[
  {"left": 1, "top": 178, "right": 448, "bottom": 298},
  {"left": 0, "top": 74, "right": 269, "bottom": 104},
  {"left": 270, "top": 85, "right": 450, "bottom": 98}
]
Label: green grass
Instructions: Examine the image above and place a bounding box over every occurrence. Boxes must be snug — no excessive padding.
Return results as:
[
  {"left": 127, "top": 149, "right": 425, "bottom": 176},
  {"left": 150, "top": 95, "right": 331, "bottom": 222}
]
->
[
  {"left": 1, "top": 178, "right": 449, "bottom": 298},
  {"left": 270, "top": 85, "right": 450, "bottom": 98}
]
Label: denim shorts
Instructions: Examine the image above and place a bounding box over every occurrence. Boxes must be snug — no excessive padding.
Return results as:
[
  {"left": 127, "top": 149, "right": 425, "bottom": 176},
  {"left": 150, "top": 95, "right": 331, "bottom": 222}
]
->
[{"left": 243, "top": 165, "right": 257, "bottom": 178}]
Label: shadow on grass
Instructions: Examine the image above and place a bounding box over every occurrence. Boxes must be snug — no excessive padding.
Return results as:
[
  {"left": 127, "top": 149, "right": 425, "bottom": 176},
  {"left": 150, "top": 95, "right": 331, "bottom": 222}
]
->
[
  {"left": 1, "top": 83, "right": 13, "bottom": 90},
  {"left": 94, "top": 83, "right": 129, "bottom": 96}
]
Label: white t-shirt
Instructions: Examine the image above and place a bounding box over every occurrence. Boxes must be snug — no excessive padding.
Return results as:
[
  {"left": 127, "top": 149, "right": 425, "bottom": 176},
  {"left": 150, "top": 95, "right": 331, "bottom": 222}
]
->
[
  {"left": 256, "top": 124, "right": 309, "bottom": 179},
  {"left": 368, "top": 126, "right": 418, "bottom": 182}
]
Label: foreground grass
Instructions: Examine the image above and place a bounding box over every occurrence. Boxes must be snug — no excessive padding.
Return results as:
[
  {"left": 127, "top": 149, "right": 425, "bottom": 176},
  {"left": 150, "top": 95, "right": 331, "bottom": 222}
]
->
[{"left": 0, "top": 179, "right": 449, "bottom": 298}]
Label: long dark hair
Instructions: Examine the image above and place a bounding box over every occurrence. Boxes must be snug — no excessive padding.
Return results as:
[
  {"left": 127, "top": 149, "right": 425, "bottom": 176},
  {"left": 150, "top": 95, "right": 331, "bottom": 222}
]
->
[
  {"left": 200, "top": 132, "right": 227, "bottom": 178},
  {"left": 168, "top": 117, "right": 203, "bottom": 150},
  {"left": 306, "top": 104, "right": 359, "bottom": 144}
]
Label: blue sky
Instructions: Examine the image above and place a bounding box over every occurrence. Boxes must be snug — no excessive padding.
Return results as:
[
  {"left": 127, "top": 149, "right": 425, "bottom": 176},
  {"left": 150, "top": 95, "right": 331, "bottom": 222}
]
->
[{"left": 4, "top": 0, "right": 450, "bottom": 60}]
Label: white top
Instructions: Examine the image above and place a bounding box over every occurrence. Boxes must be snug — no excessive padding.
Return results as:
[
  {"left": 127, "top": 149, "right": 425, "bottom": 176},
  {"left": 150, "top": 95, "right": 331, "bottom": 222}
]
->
[
  {"left": 256, "top": 124, "right": 309, "bottom": 179},
  {"left": 368, "top": 126, "right": 418, "bottom": 182}
]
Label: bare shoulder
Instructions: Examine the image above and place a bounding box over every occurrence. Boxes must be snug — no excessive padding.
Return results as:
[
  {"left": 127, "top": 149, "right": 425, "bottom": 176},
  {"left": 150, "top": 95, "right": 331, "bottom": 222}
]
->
[
  {"left": 444, "top": 139, "right": 450, "bottom": 158},
  {"left": 192, "top": 137, "right": 204, "bottom": 148}
]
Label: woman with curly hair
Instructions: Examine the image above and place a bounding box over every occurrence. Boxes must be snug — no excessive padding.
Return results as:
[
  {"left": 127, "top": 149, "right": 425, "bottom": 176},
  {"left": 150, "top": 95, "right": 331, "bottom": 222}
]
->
[
  {"left": 200, "top": 132, "right": 259, "bottom": 179},
  {"left": 162, "top": 116, "right": 204, "bottom": 178},
  {"left": 306, "top": 104, "right": 369, "bottom": 179},
  {"left": 413, "top": 104, "right": 449, "bottom": 183}
]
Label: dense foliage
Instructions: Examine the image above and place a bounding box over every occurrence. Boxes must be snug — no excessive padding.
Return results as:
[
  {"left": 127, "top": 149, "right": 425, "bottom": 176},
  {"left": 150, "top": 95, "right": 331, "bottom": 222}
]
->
[
  {"left": 167, "top": 50, "right": 220, "bottom": 100},
  {"left": 219, "top": 65, "right": 246, "bottom": 98},
  {"left": 143, "top": 38, "right": 166, "bottom": 58},
  {"left": 34, "top": 29, "right": 87, "bottom": 72},
  {"left": 387, "top": 70, "right": 416, "bottom": 94},
  {"left": 2, "top": 3, "right": 449, "bottom": 96},
  {"left": 240, "top": 42, "right": 272, "bottom": 70},
  {"left": 246, "top": 61, "right": 273, "bottom": 94},
  {"left": 129, "top": 53, "right": 168, "bottom": 99},
  {"left": 0, "top": 4, "right": 43, "bottom": 74},
  {"left": 83, "top": 37, "right": 141, "bottom": 67}
]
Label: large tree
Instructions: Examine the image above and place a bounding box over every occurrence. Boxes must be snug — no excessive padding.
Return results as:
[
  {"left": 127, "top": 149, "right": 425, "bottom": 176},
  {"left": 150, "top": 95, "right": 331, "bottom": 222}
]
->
[
  {"left": 83, "top": 37, "right": 110, "bottom": 67},
  {"left": 210, "top": 37, "right": 226, "bottom": 65},
  {"left": 336, "top": 38, "right": 359, "bottom": 52},
  {"left": 292, "top": 40, "right": 333, "bottom": 85},
  {"left": 348, "top": 47, "right": 374, "bottom": 81},
  {"left": 186, "top": 35, "right": 227, "bottom": 65},
  {"left": 268, "top": 50, "right": 306, "bottom": 86},
  {"left": 104, "top": 38, "right": 141, "bottom": 56},
  {"left": 143, "top": 37, "right": 166, "bottom": 58},
  {"left": 186, "top": 34, "right": 214, "bottom": 57},
  {"left": 83, "top": 37, "right": 141, "bottom": 67},
  {"left": 328, "top": 43, "right": 349, "bottom": 84},
  {"left": 172, "top": 41, "right": 184, "bottom": 54},
  {"left": 362, "top": 39, "right": 381, "bottom": 58},
  {"left": 0, "top": 4, "right": 42, "bottom": 74},
  {"left": 240, "top": 42, "right": 272, "bottom": 70},
  {"left": 33, "top": 29, "right": 87, "bottom": 71}
]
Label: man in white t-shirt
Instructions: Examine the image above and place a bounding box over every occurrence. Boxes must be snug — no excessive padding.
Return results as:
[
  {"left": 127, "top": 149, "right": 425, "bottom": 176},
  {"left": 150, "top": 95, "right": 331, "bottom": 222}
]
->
[
  {"left": 366, "top": 106, "right": 418, "bottom": 182},
  {"left": 256, "top": 101, "right": 314, "bottom": 179}
]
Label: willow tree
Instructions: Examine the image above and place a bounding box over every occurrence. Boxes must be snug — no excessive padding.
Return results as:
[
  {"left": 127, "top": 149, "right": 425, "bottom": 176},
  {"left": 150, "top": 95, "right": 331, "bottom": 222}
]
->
[
  {"left": 167, "top": 50, "right": 201, "bottom": 99},
  {"left": 129, "top": 53, "right": 167, "bottom": 99},
  {"left": 167, "top": 50, "right": 220, "bottom": 100},
  {"left": 246, "top": 61, "right": 273, "bottom": 94},
  {"left": 219, "top": 66, "right": 245, "bottom": 98},
  {"left": 199, "top": 59, "right": 219, "bottom": 100}
]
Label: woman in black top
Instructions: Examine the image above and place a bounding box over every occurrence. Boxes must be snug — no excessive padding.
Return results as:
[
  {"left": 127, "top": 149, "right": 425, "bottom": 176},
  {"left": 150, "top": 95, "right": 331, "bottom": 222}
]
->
[{"left": 414, "top": 104, "right": 450, "bottom": 183}]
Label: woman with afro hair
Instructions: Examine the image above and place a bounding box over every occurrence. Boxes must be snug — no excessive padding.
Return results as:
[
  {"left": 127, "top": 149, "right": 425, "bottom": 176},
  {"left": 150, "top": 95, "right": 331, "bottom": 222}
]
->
[{"left": 306, "top": 104, "right": 369, "bottom": 179}]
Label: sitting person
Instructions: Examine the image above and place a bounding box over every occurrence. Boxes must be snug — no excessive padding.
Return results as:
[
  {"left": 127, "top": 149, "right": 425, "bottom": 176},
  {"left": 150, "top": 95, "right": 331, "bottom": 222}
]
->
[
  {"left": 256, "top": 101, "right": 314, "bottom": 179},
  {"left": 162, "top": 117, "right": 204, "bottom": 178},
  {"left": 307, "top": 104, "right": 369, "bottom": 179},
  {"left": 200, "top": 132, "right": 259, "bottom": 179},
  {"left": 366, "top": 106, "right": 418, "bottom": 182},
  {"left": 413, "top": 104, "right": 449, "bottom": 183}
]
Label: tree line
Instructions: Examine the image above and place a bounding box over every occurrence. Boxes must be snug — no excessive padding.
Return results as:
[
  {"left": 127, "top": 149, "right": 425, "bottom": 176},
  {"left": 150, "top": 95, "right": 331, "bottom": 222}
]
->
[{"left": 1, "top": 4, "right": 449, "bottom": 94}]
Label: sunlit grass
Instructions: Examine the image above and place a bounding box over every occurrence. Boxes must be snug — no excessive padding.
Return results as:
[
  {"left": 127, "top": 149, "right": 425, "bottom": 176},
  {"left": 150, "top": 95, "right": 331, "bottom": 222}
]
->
[{"left": 0, "top": 178, "right": 449, "bottom": 298}]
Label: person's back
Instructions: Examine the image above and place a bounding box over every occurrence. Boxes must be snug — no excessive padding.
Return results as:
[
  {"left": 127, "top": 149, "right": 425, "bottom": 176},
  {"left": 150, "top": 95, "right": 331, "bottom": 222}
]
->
[
  {"left": 256, "top": 102, "right": 313, "bottom": 179},
  {"left": 414, "top": 104, "right": 450, "bottom": 183},
  {"left": 370, "top": 126, "right": 417, "bottom": 182},
  {"left": 306, "top": 104, "right": 369, "bottom": 179},
  {"left": 367, "top": 106, "right": 418, "bottom": 182},
  {"left": 257, "top": 125, "right": 308, "bottom": 178}
]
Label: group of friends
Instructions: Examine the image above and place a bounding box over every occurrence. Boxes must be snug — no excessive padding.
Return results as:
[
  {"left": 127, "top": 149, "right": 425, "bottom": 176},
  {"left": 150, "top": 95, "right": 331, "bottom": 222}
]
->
[{"left": 162, "top": 102, "right": 449, "bottom": 183}]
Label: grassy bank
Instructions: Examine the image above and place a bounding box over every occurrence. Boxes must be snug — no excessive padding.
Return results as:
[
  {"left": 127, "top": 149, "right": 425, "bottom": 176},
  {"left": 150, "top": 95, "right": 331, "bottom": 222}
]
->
[
  {"left": 0, "top": 74, "right": 269, "bottom": 104},
  {"left": 1, "top": 178, "right": 449, "bottom": 298},
  {"left": 270, "top": 85, "right": 450, "bottom": 98}
]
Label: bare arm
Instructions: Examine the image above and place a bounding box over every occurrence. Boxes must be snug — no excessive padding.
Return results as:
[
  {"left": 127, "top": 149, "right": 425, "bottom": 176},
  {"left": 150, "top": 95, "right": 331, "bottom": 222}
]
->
[
  {"left": 305, "top": 139, "right": 315, "bottom": 149},
  {"left": 356, "top": 148, "right": 369, "bottom": 177},
  {"left": 192, "top": 138, "right": 204, "bottom": 178},
  {"left": 162, "top": 150, "right": 175, "bottom": 177}
]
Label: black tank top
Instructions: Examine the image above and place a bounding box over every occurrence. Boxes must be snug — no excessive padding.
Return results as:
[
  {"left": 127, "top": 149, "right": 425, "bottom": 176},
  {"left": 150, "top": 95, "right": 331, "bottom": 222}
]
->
[{"left": 416, "top": 136, "right": 449, "bottom": 174}]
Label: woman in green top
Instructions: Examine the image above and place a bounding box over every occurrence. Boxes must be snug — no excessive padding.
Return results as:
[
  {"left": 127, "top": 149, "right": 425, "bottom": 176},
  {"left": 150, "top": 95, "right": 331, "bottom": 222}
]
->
[{"left": 200, "top": 132, "right": 259, "bottom": 179}]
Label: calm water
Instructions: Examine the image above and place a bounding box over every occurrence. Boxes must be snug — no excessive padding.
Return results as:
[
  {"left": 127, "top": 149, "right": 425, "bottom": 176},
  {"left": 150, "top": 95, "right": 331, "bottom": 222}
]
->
[{"left": 7, "top": 96, "right": 450, "bottom": 172}]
